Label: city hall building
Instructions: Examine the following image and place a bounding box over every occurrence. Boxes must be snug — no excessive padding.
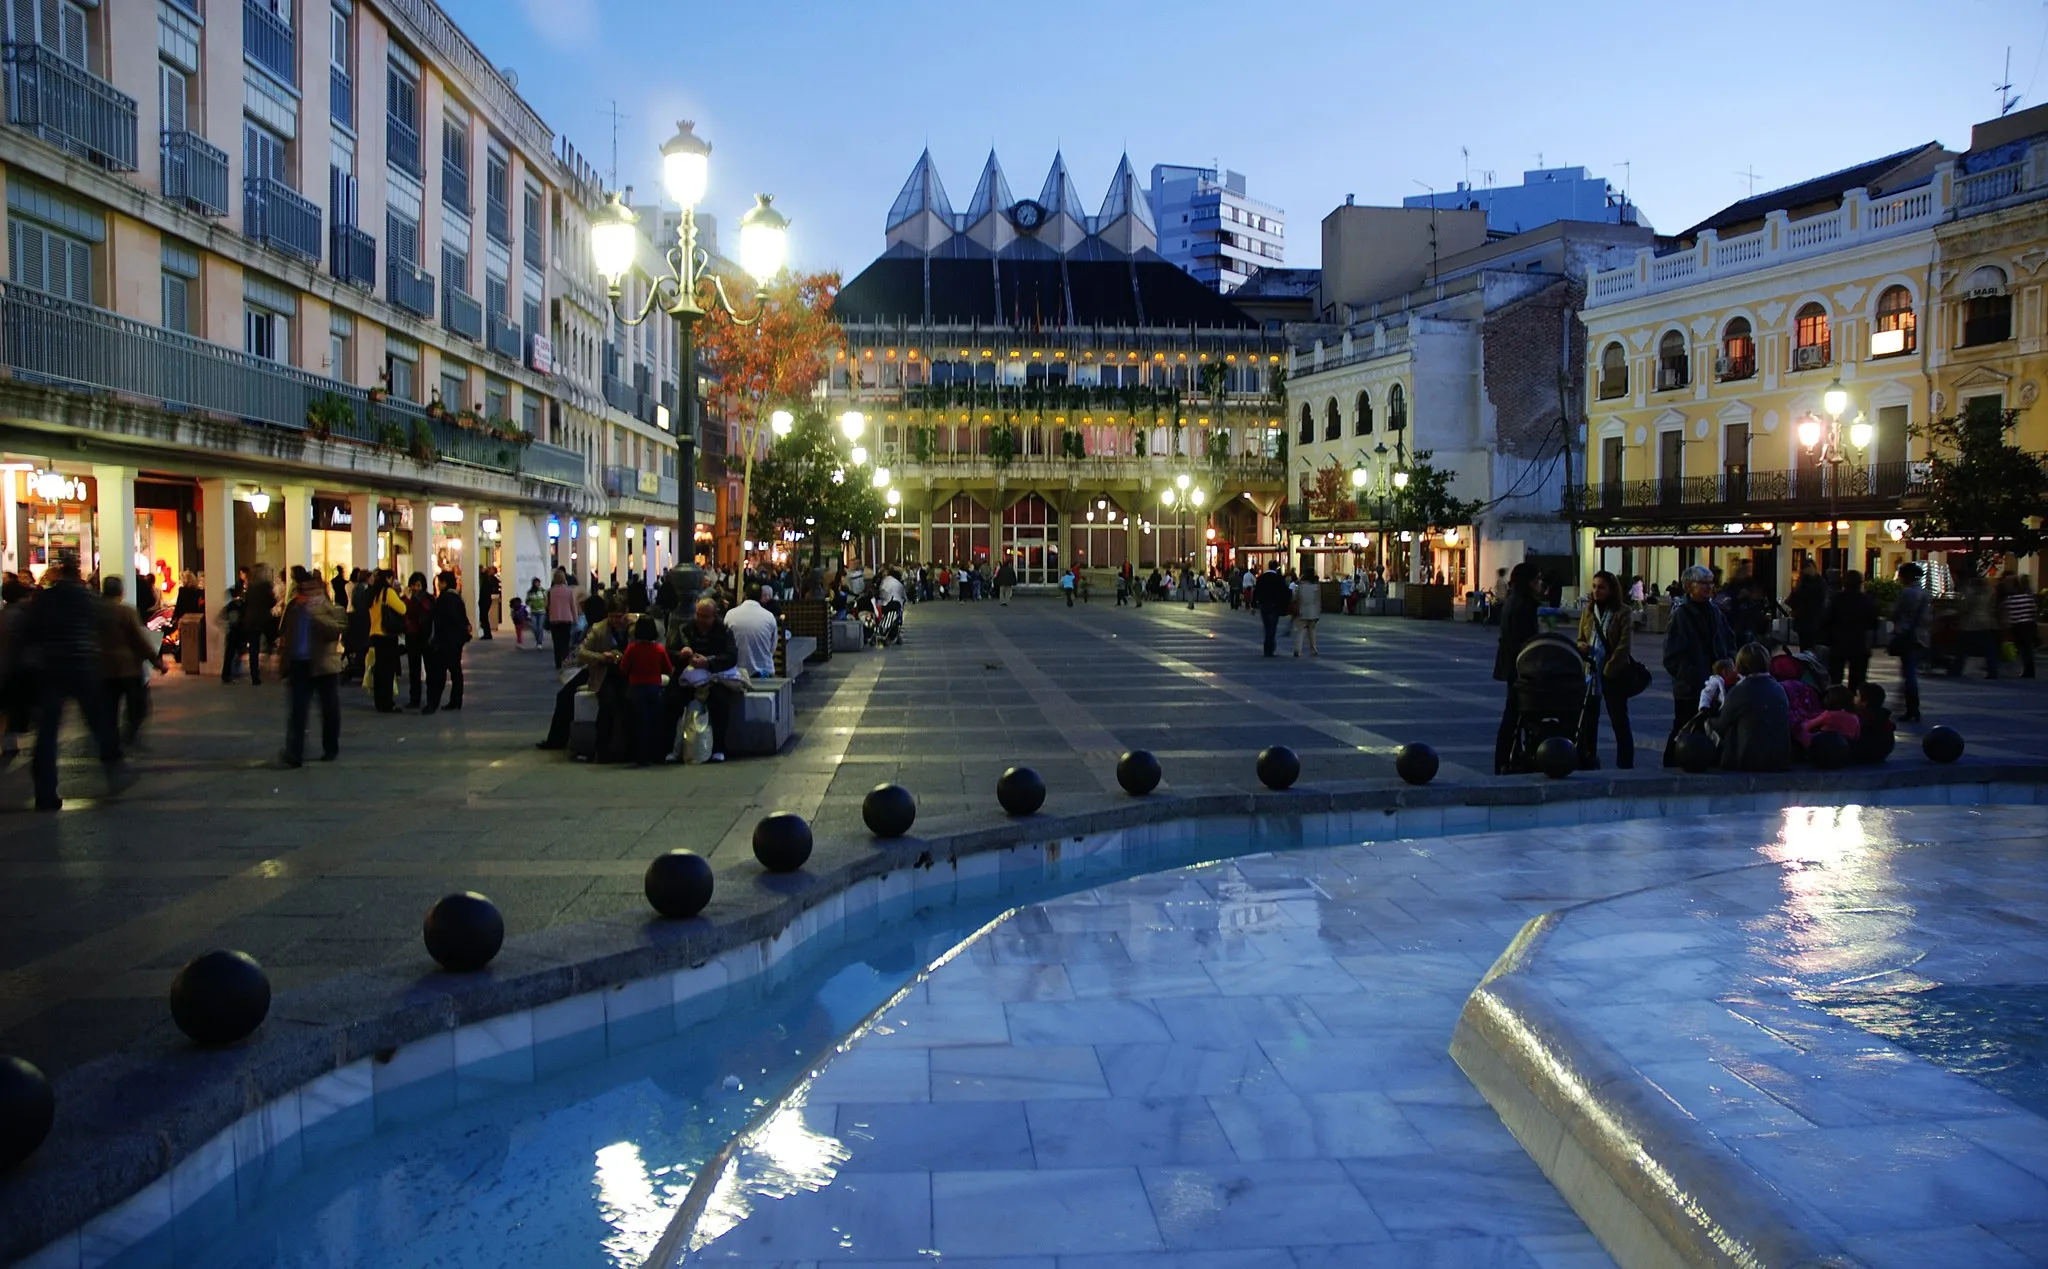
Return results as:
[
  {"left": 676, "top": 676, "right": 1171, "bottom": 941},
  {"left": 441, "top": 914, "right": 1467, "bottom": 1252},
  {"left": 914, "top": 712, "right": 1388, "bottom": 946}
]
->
[
  {"left": 0, "top": 0, "right": 688, "bottom": 643},
  {"left": 826, "top": 149, "right": 1288, "bottom": 584}
]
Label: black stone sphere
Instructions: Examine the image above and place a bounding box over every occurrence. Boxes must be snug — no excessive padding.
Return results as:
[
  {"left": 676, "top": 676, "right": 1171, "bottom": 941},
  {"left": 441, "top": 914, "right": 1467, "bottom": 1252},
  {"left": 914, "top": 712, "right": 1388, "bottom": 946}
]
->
[
  {"left": 752, "top": 812, "right": 814, "bottom": 872},
  {"left": 643, "top": 850, "right": 714, "bottom": 919},
  {"left": 168, "top": 950, "right": 271, "bottom": 1046},
  {"left": 1808, "top": 729, "right": 1852, "bottom": 771},
  {"left": 0, "top": 1055, "right": 54, "bottom": 1171},
  {"left": 1117, "top": 750, "right": 1162, "bottom": 796},
  {"left": 1256, "top": 745, "right": 1301, "bottom": 791},
  {"left": 1394, "top": 743, "right": 1439, "bottom": 786},
  {"left": 1676, "top": 730, "right": 1720, "bottom": 774},
  {"left": 996, "top": 766, "right": 1047, "bottom": 817},
  {"left": 862, "top": 784, "right": 918, "bottom": 838},
  {"left": 1535, "top": 736, "right": 1577, "bottom": 779},
  {"left": 422, "top": 892, "right": 505, "bottom": 972},
  {"left": 1923, "top": 725, "right": 1965, "bottom": 764}
]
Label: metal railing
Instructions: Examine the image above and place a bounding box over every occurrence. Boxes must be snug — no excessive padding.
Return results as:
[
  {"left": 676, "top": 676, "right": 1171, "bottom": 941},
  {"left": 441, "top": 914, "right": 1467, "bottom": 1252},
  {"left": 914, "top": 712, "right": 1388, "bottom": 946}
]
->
[
  {"left": 330, "top": 223, "right": 375, "bottom": 289},
  {"left": 242, "top": 0, "right": 294, "bottom": 85},
  {"left": 329, "top": 65, "right": 352, "bottom": 129},
  {"left": 162, "top": 128, "right": 228, "bottom": 215},
  {"left": 523, "top": 223, "right": 543, "bottom": 270},
  {"left": 387, "top": 260, "right": 435, "bottom": 317},
  {"left": 602, "top": 372, "right": 636, "bottom": 416},
  {"left": 486, "top": 315, "right": 521, "bottom": 361},
  {"left": 0, "top": 282, "right": 593, "bottom": 487},
  {"left": 442, "top": 156, "right": 470, "bottom": 212},
  {"left": 441, "top": 285, "right": 483, "bottom": 341},
  {"left": 486, "top": 197, "right": 509, "bottom": 244},
  {"left": 244, "top": 176, "right": 322, "bottom": 262},
  {"left": 386, "top": 112, "right": 421, "bottom": 177},
  {"left": 603, "top": 464, "right": 677, "bottom": 504},
  {"left": 897, "top": 450, "right": 1284, "bottom": 485},
  {"left": 1565, "top": 462, "right": 1923, "bottom": 519},
  {"left": 3, "top": 42, "right": 138, "bottom": 170}
]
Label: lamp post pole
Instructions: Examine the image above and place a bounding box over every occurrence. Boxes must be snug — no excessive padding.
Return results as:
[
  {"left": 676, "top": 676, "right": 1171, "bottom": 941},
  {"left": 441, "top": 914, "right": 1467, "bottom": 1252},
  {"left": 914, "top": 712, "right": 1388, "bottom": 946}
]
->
[{"left": 1798, "top": 379, "right": 1871, "bottom": 575}]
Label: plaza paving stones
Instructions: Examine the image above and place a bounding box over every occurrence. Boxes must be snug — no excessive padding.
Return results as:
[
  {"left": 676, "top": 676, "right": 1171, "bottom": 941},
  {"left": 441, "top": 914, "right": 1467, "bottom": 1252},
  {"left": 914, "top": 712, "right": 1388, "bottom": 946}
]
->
[{"left": 680, "top": 803, "right": 2048, "bottom": 1267}]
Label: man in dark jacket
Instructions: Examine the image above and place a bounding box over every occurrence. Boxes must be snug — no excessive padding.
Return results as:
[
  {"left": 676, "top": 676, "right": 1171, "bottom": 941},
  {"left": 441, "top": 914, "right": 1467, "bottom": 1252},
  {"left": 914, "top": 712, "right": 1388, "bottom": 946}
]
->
[
  {"left": 1662, "top": 564, "right": 1736, "bottom": 767},
  {"left": 664, "top": 596, "right": 742, "bottom": 760},
  {"left": 25, "top": 557, "right": 123, "bottom": 810},
  {"left": 422, "top": 571, "right": 471, "bottom": 713},
  {"left": 1789, "top": 562, "right": 1826, "bottom": 651},
  {"left": 477, "top": 566, "right": 501, "bottom": 640},
  {"left": 1492, "top": 562, "right": 1541, "bottom": 774},
  {"left": 1251, "top": 563, "right": 1291, "bottom": 657},
  {"left": 1819, "top": 570, "right": 1877, "bottom": 688},
  {"left": 1713, "top": 642, "right": 1791, "bottom": 772}
]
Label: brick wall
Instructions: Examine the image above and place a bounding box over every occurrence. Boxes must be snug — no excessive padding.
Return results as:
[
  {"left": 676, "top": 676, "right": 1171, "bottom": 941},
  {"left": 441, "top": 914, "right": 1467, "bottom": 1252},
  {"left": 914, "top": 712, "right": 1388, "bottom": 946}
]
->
[{"left": 1480, "top": 278, "right": 1585, "bottom": 462}]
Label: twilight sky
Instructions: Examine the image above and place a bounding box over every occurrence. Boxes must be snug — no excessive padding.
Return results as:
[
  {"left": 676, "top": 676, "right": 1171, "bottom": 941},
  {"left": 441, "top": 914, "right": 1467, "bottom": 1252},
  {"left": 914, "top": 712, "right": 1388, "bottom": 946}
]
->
[{"left": 443, "top": 0, "right": 2044, "bottom": 277}]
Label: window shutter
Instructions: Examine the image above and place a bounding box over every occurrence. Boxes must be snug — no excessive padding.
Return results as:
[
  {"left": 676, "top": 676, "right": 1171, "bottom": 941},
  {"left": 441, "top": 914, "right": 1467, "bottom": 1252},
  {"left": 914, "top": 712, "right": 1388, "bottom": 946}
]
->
[
  {"left": 160, "top": 64, "right": 187, "bottom": 134},
  {"left": 162, "top": 274, "right": 189, "bottom": 332},
  {"left": 9, "top": 221, "right": 46, "bottom": 294},
  {"left": 57, "top": 1, "right": 84, "bottom": 66}
]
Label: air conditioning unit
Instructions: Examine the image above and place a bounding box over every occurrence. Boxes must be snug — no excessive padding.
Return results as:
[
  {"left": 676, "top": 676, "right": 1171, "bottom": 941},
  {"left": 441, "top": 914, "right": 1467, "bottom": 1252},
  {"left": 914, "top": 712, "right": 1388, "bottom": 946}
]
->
[
  {"left": 1714, "top": 356, "right": 1753, "bottom": 378},
  {"left": 1793, "top": 345, "right": 1829, "bottom": 370}
]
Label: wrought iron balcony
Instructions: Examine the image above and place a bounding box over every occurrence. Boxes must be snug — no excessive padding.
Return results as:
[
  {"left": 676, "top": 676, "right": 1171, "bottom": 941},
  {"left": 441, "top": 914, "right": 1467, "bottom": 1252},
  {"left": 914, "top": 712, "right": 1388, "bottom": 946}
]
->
[
  {"left": 244, "top": 175, "right": 322, "bottom": 262},
  {"left": 3, "top": 42, "right": 138, "bottom": 170},
  {"left": 441, "top": 157, "right": 470, "bottom": 212},
  {"left": 442, "top": 284, "right": 483, "bottom": 342},
  {"left": 522, "top": 441, "right": 588, "bottom": 486},
  {"left": 386, "top": 112, "right": 422, "bottom": 178},
  {"left": 387, "top": 260, "right": 434, "bottom": 317},
  {"left": 602, "top": 371, "right": 636, "bottom": 416},
  {"left": 604, "top": 464, "right": 677, "bottom": 504},
  {"left": 242, "top": 0, "right": 295, "bottom": 85},
  {"left": 1564, "top": 462, "right": 1923, "bottom": 524},
  {"left": 486, "top": 197, "right": 509, "bottom": 245},
  {"left": 330, "top": 223, "right": 375, "bottom": 289},
  {"left": 486, "top": 314, "right": 521, "bottom": 361},
  {"left": 162, "top": 129, "right": 229, "bottom": 215},
  {"left": 329, "top": 65, "right": 352, "bottom": 130},
  {"left": 523, "top": 223, "right": 543, "bottom": 270}
]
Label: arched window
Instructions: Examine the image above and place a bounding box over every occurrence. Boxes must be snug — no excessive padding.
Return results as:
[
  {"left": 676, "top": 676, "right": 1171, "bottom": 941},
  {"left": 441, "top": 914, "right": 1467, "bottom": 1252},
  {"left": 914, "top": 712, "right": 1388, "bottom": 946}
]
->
[
  {"left": 1355, "top": 390, "right": 1373, "bottom": 436},
  {"left": 1962, "top": 266, "right": 2012, "bottom": 347},
  {"left": 1873, "top": 285, "right": 1915, "bottom": 356},
  {"left": 1598, "top": 342, "right": 1627, "bottom": 399},
  {"left": 1298, "top": 403, "right": 1313, "bottom": 444},
  {"left": 1793, "top": 303, "right": 1830, "bottom": 369},
  {"left": 1719, "top": 318, "right": 1754, "bottom": 380},
  {"left": 1324, "top": 398, "right": 1341, "bottom": 441},
  {"left": 1388, "top": 383, "right": 1407, "bottom": 431},
  {"left": 1656, "top": 331, "right": 1689, "bottom": 391}
]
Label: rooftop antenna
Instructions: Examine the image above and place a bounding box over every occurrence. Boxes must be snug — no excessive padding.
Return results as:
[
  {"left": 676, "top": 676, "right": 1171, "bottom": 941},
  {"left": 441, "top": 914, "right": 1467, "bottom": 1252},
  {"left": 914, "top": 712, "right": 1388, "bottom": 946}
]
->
[
  {"left": 1535, "top": 151, "right": 1543, "bottom": 169},
  {"left": 1736, "top": 165, "right": 1762, "bottom": 197},
  {"left": 1614, "top": 159, "right": 1632, "bottom": 213},
  {"left": 1461, "top": 145, "right": 1470, "bottom": 189},
  {"left": 1413, "top": 180, "right": 1439, "bottom": 282},
  {"left": 1997, "top": 45, "right": 2020, "bottom": 114},
  {"left": 599, "top": 100, "right": 629, "bottom": 188}
]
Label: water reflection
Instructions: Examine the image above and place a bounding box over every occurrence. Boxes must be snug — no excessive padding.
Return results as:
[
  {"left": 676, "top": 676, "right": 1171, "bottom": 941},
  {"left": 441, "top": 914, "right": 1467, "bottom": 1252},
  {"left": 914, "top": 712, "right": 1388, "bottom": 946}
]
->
[
  {"left": 1763, "top": 807, "right": 1925, "bottom": 992},
  {"left": 594, "top": 1142, "right": 685, "bottom": 1265}
]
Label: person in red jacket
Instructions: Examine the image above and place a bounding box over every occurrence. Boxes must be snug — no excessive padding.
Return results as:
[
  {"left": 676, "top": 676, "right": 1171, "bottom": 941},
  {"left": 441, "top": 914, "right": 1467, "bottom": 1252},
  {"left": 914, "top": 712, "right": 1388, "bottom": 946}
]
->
[{"left": 618, "top": 616, "right": 674, "bottom": 767}]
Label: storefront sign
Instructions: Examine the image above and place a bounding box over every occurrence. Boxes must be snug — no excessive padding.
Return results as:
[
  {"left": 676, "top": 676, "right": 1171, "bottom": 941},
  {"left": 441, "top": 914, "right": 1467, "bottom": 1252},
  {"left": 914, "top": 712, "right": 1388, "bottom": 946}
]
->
[
  {"left": 26, "top": 470, "right": 87, "bottom": 503},
  {"left": 529, "top": 333, "right": 554, "bottom": 376},
  {"left": 637, "top": 470, "right": 661, "bottom": 495}
]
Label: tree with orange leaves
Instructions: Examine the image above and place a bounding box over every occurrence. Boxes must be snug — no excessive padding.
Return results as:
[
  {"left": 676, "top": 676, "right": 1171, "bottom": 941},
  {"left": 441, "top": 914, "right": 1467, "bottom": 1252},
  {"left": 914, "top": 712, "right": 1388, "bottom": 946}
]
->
[{"left": 692, "top": 270, "right": 844, "bottom": 559}]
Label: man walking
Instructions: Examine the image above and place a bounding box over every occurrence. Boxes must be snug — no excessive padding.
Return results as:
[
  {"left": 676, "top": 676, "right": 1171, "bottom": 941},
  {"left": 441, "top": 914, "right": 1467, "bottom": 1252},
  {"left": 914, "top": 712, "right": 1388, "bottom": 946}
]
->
[
  {"left": 477, "top": 565, "right": 501, "bottom": 640},
  {"left": 280, "top": 573, "right": 343, "bottom": 767},
  {"left": 25, "top": 557, "right": 124, "bottom": 810},
  {"left": 423, "top": 571, "right": 472, "bottom": 713},
  {"left": 1252, "top": 561, "right": 1290, "bottom": 657},
  {"left": 995, "top": 558, "right": 1017, "bottom": 606}
]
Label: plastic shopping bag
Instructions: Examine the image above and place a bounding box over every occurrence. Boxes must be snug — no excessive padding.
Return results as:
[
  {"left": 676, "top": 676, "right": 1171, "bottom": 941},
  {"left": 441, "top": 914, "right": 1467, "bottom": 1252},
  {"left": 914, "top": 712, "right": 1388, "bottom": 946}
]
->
[{"left": 681, "top": 698, "right": 714, "bottom": 765}]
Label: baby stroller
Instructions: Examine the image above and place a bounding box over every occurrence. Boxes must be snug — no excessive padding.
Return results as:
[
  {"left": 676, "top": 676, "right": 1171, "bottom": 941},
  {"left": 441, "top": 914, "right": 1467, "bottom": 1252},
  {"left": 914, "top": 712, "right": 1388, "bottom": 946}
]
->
[
  {"left": 860, "top": 596, "right": 903, "bottom": 647},
  {"left": 1507, "top": 632, "right": 1589, "bottom": 773}
]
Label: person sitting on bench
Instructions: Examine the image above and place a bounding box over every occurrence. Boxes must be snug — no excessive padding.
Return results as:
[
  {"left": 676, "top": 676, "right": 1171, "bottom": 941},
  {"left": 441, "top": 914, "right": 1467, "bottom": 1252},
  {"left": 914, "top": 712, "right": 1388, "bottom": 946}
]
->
[
  {"left": 663, "top": 597, "right": 743, "bottom": 762},
  {"left": 536, "top": 595, "right": 633, "bottom": 757}
]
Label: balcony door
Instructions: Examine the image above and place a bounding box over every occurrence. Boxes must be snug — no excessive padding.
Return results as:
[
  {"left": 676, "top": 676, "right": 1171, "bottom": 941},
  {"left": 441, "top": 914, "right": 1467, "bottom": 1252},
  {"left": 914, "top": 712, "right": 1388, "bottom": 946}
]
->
[
  {"left": 1599, "top": 436, "right": 1623, "bottom": 509},
  {"left": 9, "top": 0, "right": 88, "bottom": 65},
  {"left": 1723, "top": 422, "right": 1749, "bottom": 504},
  {"left": 244, "top": 120, "right": 287, "bottom": 186},
  {"left": 1658, "top": 429, "right": 1683, "bottom": 507}
]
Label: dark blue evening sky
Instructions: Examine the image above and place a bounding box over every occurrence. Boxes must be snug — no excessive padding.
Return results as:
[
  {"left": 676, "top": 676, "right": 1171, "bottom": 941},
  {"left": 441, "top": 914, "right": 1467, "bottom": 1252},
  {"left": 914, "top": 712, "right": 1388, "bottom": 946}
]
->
[{"left": 442, "top": 0, "right": 2044, "bottom": 275}]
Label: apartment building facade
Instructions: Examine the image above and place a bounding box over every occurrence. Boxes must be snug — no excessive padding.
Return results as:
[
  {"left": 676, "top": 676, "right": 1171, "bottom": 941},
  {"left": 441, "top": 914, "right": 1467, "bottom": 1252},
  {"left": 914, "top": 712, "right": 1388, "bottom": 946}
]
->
[{"left": 0, "top": 0, "right": 679, "bottom": 637}]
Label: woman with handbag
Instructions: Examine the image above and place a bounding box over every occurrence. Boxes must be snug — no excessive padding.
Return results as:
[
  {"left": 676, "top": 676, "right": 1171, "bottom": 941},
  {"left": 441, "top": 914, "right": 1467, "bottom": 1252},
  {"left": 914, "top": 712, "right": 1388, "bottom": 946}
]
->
[{"left": 1577, "top": 570, "right": 1639, "bottom": 769}]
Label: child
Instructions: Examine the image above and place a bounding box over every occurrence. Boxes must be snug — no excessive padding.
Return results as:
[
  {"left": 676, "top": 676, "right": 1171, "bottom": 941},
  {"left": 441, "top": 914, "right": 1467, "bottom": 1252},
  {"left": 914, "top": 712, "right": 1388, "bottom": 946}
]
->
[
  {"left": 617, "top": 616, "right": 674, "bottom": 768},
  {"left": 508, "top": 595, "right": 529, "bottom": 648},
  {"left": 1807, "top": 685, "right": 1862, "bottom": 747},
  {"left": 1851, "top": 682, "right": 1896, "bottom": 763},
  {"left": 1697, "top": 658, "right": 1737, "bottom": 715}
]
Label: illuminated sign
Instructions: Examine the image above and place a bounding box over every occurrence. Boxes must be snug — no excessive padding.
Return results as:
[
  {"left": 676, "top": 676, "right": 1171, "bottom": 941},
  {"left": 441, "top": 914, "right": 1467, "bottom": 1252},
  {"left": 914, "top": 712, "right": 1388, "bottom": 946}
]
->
[
  {"left": 1869, "top": 328, "right": 1906, "bottom": 357},
  {"left": 26, "top": 470, "right": 87, "bottom": 502}
]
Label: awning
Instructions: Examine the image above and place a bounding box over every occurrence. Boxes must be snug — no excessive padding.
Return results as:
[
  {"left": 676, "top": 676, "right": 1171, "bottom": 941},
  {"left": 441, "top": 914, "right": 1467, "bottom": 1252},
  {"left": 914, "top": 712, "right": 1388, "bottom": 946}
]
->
[{"left": 1594, "top": 531, "right": 1778, "bottom": 549}]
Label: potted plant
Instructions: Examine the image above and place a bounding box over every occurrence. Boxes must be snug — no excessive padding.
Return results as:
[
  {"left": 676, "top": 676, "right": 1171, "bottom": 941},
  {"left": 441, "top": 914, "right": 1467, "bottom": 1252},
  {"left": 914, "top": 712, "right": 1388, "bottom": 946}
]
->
[
  {"left": 375, "top": 420, "right": 406, "bottom": 451},
  {"left": 990, "top": 424, "right": 1016, "bottom": 468},
  {"left": 304, "top": 392, "right": 353, "bottom": 440},
  {"left": 407, "top": 420, "right": 439, "bottom": 465},
  {"left": 426, "top": 393, "right": 448, "bottom": 421}
]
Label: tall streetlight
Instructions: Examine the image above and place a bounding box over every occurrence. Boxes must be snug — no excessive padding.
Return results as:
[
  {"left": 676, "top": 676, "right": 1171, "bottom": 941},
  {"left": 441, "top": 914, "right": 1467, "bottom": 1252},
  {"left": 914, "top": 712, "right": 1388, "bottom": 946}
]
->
[
  {"left": 1796, "top": 378, "right": 1874, "bottom": 569},
  {"left": 590, "top": 120, "right": 788, "bottom": 595}
]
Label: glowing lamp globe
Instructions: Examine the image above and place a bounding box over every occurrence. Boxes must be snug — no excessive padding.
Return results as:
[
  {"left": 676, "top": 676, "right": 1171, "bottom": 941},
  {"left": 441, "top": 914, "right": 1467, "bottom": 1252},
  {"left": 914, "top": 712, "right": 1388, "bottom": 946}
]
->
[
  {"left": 1393, "top": 469, "right": 1410, "bottom": 489},
  {"left": 1161, "top": 488, "right": 1176, "bottom": 507},
  {"left": 1175, "top": 473, "right": 1191, "bottom": 491},
  {"left": 1351, "top": 466, "right": 1369, "bottom": 488},
  {"left": 1849, "top": 418, "right": 1874, "bottom": 450},
  {"left": 1190, "top": 488, "right": 1206, "bottom": 507},
  {"left": 840, "top": 410, "right": 866, "bottom": 441},
  {"left": 591, "top": 194, "right": 639, "bottom": 285},
  {"left": 872, "top": 467, "right": 891, "bottom": 489},
  {"left": 659, "top": 120, "right": 711, "bottom": 208},
  {"left": 1822, "top": 379, "right": 1849, "bottom": 418},
  {"left": 738, "top": 194, "right": 789, "bottom": 282},
  {"left": 886, "top": 487, "right": 901, "bottom": 506},
  {"left": 770, "top": 409, "right": 794, "bottom": 437},
  {"left": 1796, "top": 415, "right": 1823, "bottom": 450},
  {"left": 849, "top": 446, "right": 868, "bottom": 467}
]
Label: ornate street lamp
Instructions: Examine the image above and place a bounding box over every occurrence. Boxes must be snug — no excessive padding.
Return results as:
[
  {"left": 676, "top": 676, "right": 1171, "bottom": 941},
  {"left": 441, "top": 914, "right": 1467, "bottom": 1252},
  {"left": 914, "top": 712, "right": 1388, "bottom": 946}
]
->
[
  {"left": 591, "top": 120, "right": 788, "bottom": 594},
  {"left": 1796, "top": 378, "right": 1873, "bottom": 567}
]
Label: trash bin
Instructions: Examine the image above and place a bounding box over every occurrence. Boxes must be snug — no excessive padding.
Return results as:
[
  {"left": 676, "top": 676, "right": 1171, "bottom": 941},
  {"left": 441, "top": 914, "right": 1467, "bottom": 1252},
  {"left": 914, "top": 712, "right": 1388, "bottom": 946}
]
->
[{"left": 178, "top": 614, "right": 205, "bottom": 674}]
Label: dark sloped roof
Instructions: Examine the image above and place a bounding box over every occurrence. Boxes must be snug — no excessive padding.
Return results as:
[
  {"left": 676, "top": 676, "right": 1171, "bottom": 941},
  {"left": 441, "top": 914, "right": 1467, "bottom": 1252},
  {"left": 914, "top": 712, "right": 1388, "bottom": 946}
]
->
[
  {"left": 1680, "top": 142, "right": 1945, "bottom": 237},
  {"left": 834, "top": 255, "right": 1262, "bottom": 328}
]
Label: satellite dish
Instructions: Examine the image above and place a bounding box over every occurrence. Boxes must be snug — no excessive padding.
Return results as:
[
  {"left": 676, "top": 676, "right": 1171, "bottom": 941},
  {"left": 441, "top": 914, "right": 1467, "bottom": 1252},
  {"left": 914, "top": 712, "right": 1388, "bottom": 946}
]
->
[{"left": 501, "top": 65, "right": 519, "bottom": 88}]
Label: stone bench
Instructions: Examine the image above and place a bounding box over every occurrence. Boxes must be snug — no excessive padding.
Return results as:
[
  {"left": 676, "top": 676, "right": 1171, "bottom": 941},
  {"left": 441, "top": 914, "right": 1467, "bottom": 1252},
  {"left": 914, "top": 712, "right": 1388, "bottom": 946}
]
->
[
  {"left": 831, "top": 617, "right": 867, "bottom": 652},
  {"left": 730, "top": 677, "right": 795, "bottom": 756},
  {"left": 779, "top": 635, "right": 819, "bottom": 679}
]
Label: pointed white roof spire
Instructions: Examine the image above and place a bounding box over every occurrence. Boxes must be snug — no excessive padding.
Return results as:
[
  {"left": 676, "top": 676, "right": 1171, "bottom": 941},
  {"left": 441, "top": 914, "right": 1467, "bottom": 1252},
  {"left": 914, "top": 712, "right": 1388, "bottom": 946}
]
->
[
  {"left": 1096, "top": 153, "right": 1154, "bottom": 231},
  {"left": 1038, "top": 151, "right": 1087, "bottom": 223},
  {"left": 886, "top": 148, "right": 954, "bottom": 230},
  {"left": 965, "top": 150, "right": 1013, "bottom": 221}
]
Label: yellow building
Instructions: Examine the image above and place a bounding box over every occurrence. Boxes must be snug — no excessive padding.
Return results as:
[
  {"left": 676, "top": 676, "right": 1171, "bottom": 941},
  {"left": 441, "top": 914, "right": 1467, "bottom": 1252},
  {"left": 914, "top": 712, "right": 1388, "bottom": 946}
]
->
[{"left": 1576, "top": 105, "right": 2048, "bottom": 597}]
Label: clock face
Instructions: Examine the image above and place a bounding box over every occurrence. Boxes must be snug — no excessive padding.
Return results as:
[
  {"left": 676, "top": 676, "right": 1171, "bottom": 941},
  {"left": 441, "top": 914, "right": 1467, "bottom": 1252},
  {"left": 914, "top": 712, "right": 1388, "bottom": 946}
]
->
[{"left": 1010, "top": 199, "right": 1045, "bottom": 231}]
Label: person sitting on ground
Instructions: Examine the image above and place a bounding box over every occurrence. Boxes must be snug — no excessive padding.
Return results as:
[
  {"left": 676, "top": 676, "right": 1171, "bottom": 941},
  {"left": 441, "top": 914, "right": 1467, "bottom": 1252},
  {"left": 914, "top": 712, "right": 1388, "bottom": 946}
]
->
[
  {"left": 1770, "top": 651, "right": 1825, "bottom": 747},
  {"left": 618, "top": 616, "right": 674, "bottom": 768},
  {"left": 1697, "top": 657, "right": 1737, "bottom": 717},
  {"left": 1713, "top": 642, "right": 1791, "bottom": 772},
  {"left": 1806, "top": 685, "right": 1862, "bottom": 747},
  {"left": 1851, "top": 683, "right": 1896, "bottom": 764}
]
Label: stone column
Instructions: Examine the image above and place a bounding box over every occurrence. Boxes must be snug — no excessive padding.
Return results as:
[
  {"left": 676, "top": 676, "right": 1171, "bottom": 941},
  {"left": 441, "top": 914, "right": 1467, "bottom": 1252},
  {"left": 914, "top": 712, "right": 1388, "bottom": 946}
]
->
[
  {"left": 593, "top": 519, "right": 613, "bottom": 589},
  {"left": 1848, "top": 519, "right": 1869, "bottom": 579},
  {"left": 91, "top": 463, "right": 136, "bottom": 602},
  {"left": 199, "top": 478, "right": 235, "bottom": 655},
  {"left": 350, "top": 492, "right": 378, "bottom": 576},
  {"left": 281, "top": 484, "right": 315, "bottom": 584},
  {"left": 0, "top": 468, "right": 15, "bottom": 576},
  {"left": 458, "top": 504, "right": 482, "bottom": 622}
]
